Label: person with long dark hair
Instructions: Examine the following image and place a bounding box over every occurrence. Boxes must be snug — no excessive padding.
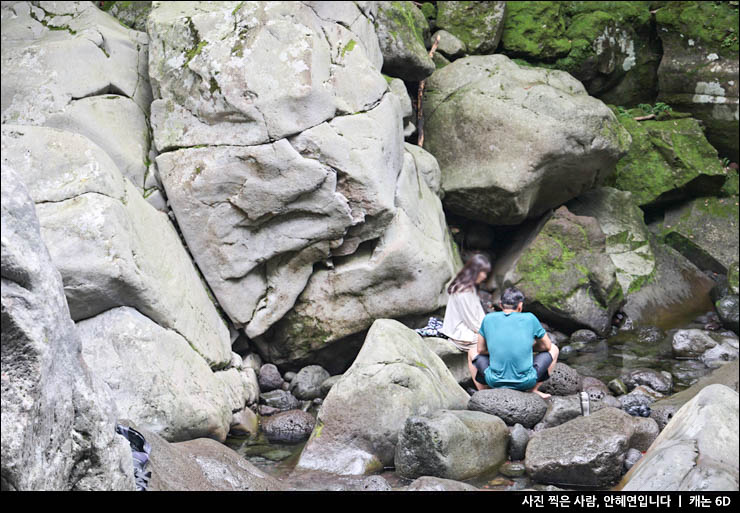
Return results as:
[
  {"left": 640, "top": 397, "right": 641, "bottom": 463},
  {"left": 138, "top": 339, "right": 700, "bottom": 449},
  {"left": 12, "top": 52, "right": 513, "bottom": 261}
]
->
[{"left": 439, "top": 253, "right": 491, "bottom": 390}]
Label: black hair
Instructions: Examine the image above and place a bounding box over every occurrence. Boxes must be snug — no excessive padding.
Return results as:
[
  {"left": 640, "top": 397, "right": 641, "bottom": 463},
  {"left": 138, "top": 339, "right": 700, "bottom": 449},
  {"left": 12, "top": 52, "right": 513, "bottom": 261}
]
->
[
  {"left": 447, "top": 253, "right": 491, "bottom": 294},
  {"left": 500, "top": 287, "right": 525, "bottom": 308}
]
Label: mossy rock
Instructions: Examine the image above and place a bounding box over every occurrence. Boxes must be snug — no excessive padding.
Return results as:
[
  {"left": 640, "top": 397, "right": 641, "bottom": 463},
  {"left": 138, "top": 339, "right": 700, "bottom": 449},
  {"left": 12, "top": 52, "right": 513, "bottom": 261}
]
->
[
  {"left": 728, "top": 261, "right": 740, "bottom": 295},
  {"left": 100, "top": 1, "right": 152, "bottom": 32},
  {"left": 499, "top": 2, "right": 660, "bottom": 106},
  {"left": 435, "top": 1, "right": 506, "bottom": 55},
  {"left": 499, "top": 207, "right": 624, "bottom": 335},
  {"left": 655, "top": 1, "right": 739, "bottom": 57},
  {"left": 376, "top": 1, "right": 436, "bottom": 81},
  {"left": 605, "top": 107, "right": 729, "bottom": 207},
  {"left": 657, "top": 196, "right": 739, "bottom": 274}
]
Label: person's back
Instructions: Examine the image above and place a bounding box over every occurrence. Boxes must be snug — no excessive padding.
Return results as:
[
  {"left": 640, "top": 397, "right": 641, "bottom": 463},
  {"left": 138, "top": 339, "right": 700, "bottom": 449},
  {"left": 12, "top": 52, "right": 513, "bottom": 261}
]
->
[{"left": 478, "top": 310, "right": 545, "bottom": 390}]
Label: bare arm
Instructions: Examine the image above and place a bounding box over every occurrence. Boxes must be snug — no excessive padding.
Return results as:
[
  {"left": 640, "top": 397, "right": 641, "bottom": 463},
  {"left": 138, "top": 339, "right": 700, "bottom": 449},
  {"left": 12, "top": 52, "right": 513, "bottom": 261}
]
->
[
  {"left": 477, "top": 333, "right": 488, "bottom": 355},
  {"left": 533, "top": 332, "right": 552, "bottom": 353}
]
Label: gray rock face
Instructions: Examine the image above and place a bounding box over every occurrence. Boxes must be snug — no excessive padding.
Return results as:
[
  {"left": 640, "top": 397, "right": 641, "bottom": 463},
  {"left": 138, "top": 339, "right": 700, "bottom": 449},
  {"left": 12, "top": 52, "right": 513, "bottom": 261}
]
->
[
  {"left": 1, "top": 124, "right": 232, "bottom": 368},
  {"left": 525, "top": 407, "right": 636, "bottom": 488},
  {"left": 1, "top": 165, "right": 133, "bottom": 491},
  {"left": 467, "top": 389, "right": 548, "bottom": 429},
  {"left": 622, "top": 384, "right": 739, "bottom": 491},
  {"left": 1, "top": 1, "right": 153, "bottom": 191},
  {"left": 672, "top": 329, "right": 720, "bottom": 358},
  {"left": 537, "top": 395, "right": 609, "bottom": 430},
  {"left": 619, "top": 386, "right": 664, "bottom": 411},
  {"left": 423, "top": 336, "right": 471, "bottom": 386},
  {"left": 395, "top": 409, "right": 509, "bottom": 481},
  {"left": 630, "top": 416, "right": 660, "bottom": 453},
  {"left": 261, "top": 410, "right": 316, "bottom": 444},
  {"left": 77, "top": 307, "right": 233, "bottom": 443},
  {"left": 295, "top": 320, "right": 470, "bottom": 475},
  {"left": 259, "top": 390, "right": 300, "bottom": 413},
  {"left": 423, "top": 54, "right": 630, "bottom": 226},
  {"left": 375, "top": 1, "right": 435, "bottom": 81},
  {"left": 290, "top": 365, "right": 332, "bottom": 400}
]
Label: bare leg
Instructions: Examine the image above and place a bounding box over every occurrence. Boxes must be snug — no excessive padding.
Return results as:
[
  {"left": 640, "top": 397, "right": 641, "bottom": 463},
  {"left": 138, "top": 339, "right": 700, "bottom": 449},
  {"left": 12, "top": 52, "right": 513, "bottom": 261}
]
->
[
  {"left": 467, "top": 347, "right": 489, "bottom": 391},
  {"left": 530, "top": 344, "right": 559, "bottom": 399}
]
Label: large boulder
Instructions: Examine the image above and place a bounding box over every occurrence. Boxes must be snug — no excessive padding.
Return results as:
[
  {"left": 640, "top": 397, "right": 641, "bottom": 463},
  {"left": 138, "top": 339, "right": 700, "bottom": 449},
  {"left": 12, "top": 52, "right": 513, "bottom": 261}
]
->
[
  {"left": 258, "top": 147, "right": 460, "bottom": 370},
  {"left": 1, "top": 1, "right": 153, "bottom": 191},
  {"left": 654, "top": 2, "right": 739, "bottom": 162},
  {"left": 489, "top": 206, "right": 623, "bottom": 335},
  {"left": 423, "top": 54, "right": 630, "bottom": 226},
  {"left": 295, "top": 319, "right": 470, "bottom": 475},
  {"left": 499, "top": 2, "right": 660, "bottom": 106},
  {"left": 394, "top": 409, "right": 509, "bottom": 481},
  {"left": 1, "top": 165, "right": 133, "bottom": 491},
  {"left": 654, "top": 197, "right": 739, "bottom": 275},
  {"left": 435, "top": 1, "right": 506, "bottom": 55},
  {"left": 375, "top": 1, "right": 435, "bottom": 81},
  {"left": 120, "top": 422, "right": 286, "bottom": 491},
  {"left": 1, "top": 124, "right": 232, "bottom": 368},
  {"left": 607, "top": 109, "right": 729, "bottom": 209},
  {"left": 525, "top": 407, "right": 636, "bottom": 488},
  {"left": 621, "top": 384, "right": 739, "bottom": 491},
  {"left": 77, "top": 307, "right": 233, "bottom": 443}
]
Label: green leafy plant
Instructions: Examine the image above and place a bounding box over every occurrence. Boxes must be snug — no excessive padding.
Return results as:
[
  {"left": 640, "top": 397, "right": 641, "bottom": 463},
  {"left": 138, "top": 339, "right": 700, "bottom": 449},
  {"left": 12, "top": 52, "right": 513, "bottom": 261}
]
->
[{"left": 637, "top": 102, "right": 673, "bottom": 115}]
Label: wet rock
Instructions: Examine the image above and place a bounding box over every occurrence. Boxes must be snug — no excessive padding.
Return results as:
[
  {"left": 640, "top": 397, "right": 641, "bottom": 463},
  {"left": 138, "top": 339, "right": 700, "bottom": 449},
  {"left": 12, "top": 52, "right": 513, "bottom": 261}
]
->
[
  {"left": 395, "top": 410, "right": 509, "bottom": 481},
  {"left": 650, "top": 360, "right": 739, "bottom": 430},
  {"left": 537, "top": 395, "right": 609, "bottom": 429},
  {"left": 701, "top": 336, "right": 739, "bottom": 369},
  {"left": 630, "top": 417, "right": 660, "bottom": 452},
  {"left": 538, "top": 363, "right": 583, "bottom": 396},
  {"left": 468, "top": 389, "right": 547, "bottom": 428},
  {"left": 622, "top": 385, "right": 739, "bottom": 491},
  {"left": 230, "top": 409, "right": 259, "bottom": 438},
  {"left": 258, "top": 364, "right": 285, "bottom": 393},
  {"left": 671, "top": 329, "right": 718, "bottom": 358},
  {"left": 500, "top": 461, "right": 527, "bottom": 478},
  {"left": 259, "top": 390, "right": 300, "bottom": 412},
  {"left": 619, "top": 386, "right": 663, "bottom": 413},
  {"left": 570, "top": 329, "right": 600, "bottom": 345},
  {"left": 320, "top": 376, "right": 342, "bottom": 397},
  {"left": 620, "top": 368, "right": 673, "bottom": 395},
  {"left": 125, "top": 422, "right": 285, "bottom": 491},
  {"left": 403, "top": 476, "right": 478, "bottom": 491},
  {"left": 525, "top": 407, "right": 636, "bottom": 488},
  {"left": 261, "top": 410, "right": 316, "bottom": 444},
  {"left": 509, "top": 424, "right": 530, "bottom": 461},
  {"left": 283, "top": 372, "right": 297, "bottom": 383},
  {"left": 582, "top": 377, "right": 611, "bottom": 402},
  {"left": 360, "top": 475, "right": 392, "bottom": 491},
  {"left": 624, "top": 448, "right": 643, "bottom": 472},
  {"left": 290, "top": 365, "right": 332, "bottom": 400},
  {"left": 716, "top": 295, "right": 740, "bottom": 335},
  {"left": 258, "top": 405, "right": 281, "bottom": 417}
]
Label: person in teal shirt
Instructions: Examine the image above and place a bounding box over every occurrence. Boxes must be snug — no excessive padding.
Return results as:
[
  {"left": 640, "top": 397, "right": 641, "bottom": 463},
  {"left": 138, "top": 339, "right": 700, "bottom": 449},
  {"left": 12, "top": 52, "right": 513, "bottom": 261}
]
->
[{"left": 472, "top": 287, "right": 559, "bottom": 399}]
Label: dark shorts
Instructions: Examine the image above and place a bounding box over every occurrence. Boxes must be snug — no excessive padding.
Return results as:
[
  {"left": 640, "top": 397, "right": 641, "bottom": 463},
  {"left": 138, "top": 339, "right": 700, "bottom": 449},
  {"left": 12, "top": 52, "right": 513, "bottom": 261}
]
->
[{"left": 473, "top": 351, "right": 553, "bottom": 387}]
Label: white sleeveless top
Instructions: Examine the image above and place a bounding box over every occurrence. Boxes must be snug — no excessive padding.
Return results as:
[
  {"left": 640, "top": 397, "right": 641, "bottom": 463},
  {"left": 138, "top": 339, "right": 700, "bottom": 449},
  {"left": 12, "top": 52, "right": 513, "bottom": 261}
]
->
[{"left": 440, "top": 289, "right": 485, "bottom": 344}]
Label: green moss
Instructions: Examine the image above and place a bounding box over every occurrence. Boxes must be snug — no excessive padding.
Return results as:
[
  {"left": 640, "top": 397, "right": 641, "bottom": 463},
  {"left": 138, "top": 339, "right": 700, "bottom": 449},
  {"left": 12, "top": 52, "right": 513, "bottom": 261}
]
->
[
  {"left": 185, "top": 40, "right": 208, "bottom": 66},
  {"left": 341, "top": 39, "right": 357, "bottom": 59},
  {"left": 500, "top": 1, "right": 571, "bottom": 60},
  {"left": 655, "top": 1, "right": 740, "bottom": 56}
]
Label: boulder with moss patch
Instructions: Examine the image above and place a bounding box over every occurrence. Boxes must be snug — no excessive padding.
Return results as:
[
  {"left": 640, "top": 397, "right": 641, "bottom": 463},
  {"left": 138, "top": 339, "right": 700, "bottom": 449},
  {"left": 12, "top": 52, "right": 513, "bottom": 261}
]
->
[
  {"left": 489, "top": 206, "right": 623, "bottom": 336},
  {"left": 654, "top": 1, "right": 739, "bottom": 162},
  {"left": 435, "top": 1, "right": 506, "bottom": 55},
  {"left": 375, "top": 1, "right": 435, "bottom": 81},
  {"left": 651, "top": 196, "right": 739, "bottom": 274},
  {"left": 605, "top": 108, "right": 729, "bottom": 207}
]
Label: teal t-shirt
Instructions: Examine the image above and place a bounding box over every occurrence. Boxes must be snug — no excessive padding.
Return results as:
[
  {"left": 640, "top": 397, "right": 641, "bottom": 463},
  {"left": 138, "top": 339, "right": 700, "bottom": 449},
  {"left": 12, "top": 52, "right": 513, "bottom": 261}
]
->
[{"left": 478, "top": 311, "right": 546, "bottom": 390}]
